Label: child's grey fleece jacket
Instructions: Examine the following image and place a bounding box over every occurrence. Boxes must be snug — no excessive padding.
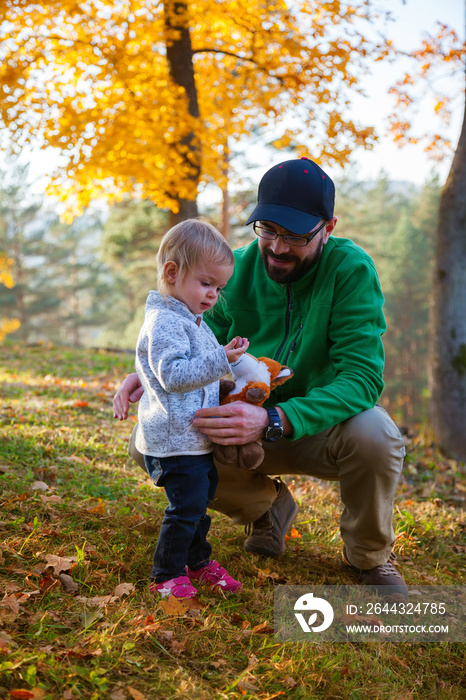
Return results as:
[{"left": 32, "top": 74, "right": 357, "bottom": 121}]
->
[{"left": 135, "top": 291, "right": 231, "bottom": 457}]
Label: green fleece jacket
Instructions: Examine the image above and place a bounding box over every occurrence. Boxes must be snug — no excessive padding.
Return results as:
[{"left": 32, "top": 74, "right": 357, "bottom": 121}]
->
[{"left": 205, "top": 236, "right": 386, "bottom": 440}]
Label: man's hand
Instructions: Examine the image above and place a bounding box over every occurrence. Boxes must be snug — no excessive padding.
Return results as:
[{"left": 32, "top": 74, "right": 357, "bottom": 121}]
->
[
  {"left": 193, "top": 401, "right": 270, "bottom": 445},
  {"left": 113, "top": 373, "right": 144, "bottom": 420}
]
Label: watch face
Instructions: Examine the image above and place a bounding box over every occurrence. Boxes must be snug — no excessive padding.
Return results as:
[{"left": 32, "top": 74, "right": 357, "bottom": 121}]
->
[{"left": 267, "top": 426, "right": 283, "bottom": 440}]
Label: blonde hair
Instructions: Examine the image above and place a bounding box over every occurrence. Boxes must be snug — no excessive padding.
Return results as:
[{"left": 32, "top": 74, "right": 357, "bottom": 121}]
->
[{"left": 157, "top": 219, "right": 234, "bottom": 294}]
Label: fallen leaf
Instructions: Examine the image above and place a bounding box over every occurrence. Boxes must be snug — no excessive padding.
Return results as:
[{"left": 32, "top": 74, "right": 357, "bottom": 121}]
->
[
  {"left": 0, "top": 630, "right": 18, "bottom": 651},
  {"left": 114, "top": 583, "right": 134, "bottom": 598},
  {"left": 109, "top": 688, "right": 126, "bottom": 700},
  {"left": 183, "top": 596, "right": 204, "bottom": 611},
  {"left": 24, "top": 689, "right": 46, "bottom": 699},
  {"left": 169, "top": 638, "right": 186, "bottom": 653},
  {"left": 32, "top": 481, "right": 49, "bottom": 491},
  {"left": 127, "top": 687, "right": 146, "bottom": 700},
  {"left": 88, "top": 499, "right": 105, "bottom": 515},
  {"left": 73, "top": 400, "right": 89, "bottom": 407},
  {"left": 63, "top": 690, "right": 78, "bottom": 700},
  {"left": 231, "top": 612, "right": 245, "bottom": 625},
  {"left": 59, "top": 573, "right": 79, "bottom": 594},
  {"left": 40, "top": 494, "right": 62, "bottom": 505},
  {"left": 78, "top": 595, "right": 117, "bottom": 607},
  {"left": 0, "top": 594, "right": 20, "bottom": 613},
  {"left": 0, "top": 464, "right": 10, "bottom": 474},
  {"left": 44, "top": 554, "right": 78, "bottom": 574},
  {"left": 254, "top": 567, "right": 287, "bottom": 584},
  {"left": 238, "top": 677, "right": 259, "bottom": 693},
  {"left": 9, "top": 691, "right": 35, "bottom": 699},
  {"left": 284, "top": 676, "right": 297, "bottom": 689},
  {"left": 251, "top": 620, "right": 274, "bottom": 634},
  {"left": 159, "top": 596, "right": 187, "bottom": 616},
  {"left": 210, "top": 659, "right": 227, "bottom": 668},
  {"left": 38, "top": 576, "right": 58, "bottom": 593}
]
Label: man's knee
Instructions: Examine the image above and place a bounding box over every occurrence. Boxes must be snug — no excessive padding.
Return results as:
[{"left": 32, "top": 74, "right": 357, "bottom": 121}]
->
[{"left": 333, "top": 407, "right": 405, "bottom": 478}]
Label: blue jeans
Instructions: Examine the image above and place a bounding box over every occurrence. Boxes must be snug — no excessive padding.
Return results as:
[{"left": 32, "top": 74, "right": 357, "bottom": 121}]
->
[{"left": 144, "top": 453, "right": 218, "bottom": 583}]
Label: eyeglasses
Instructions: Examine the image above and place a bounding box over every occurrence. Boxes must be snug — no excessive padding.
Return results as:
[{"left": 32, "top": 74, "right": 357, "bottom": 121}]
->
[{"left": 253, "top": 220, "right": 328, "bottom": 247}]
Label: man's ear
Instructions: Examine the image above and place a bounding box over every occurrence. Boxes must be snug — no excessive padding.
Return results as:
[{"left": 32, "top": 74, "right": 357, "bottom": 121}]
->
[
  {"left": 323, "top": 217, "right": 337, "bottom": 244},
  {"left": 163, "top": 260, "right": 178, "bottom": 285}
]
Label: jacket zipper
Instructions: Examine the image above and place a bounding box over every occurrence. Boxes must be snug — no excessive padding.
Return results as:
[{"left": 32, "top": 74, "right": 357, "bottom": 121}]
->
[
  {"left": 284, "top": 323, "right": 304, "bottom": 365},
  {"left": 274, "top": 286, "right": 293, "bottom": 362}
]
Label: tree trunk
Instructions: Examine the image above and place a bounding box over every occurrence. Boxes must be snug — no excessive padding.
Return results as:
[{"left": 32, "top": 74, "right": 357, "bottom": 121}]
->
[
  {"left": 428, "top": 98, "right": 466, "bottom": 460},
  {"left": 164, "top": 1, "right": 200, "bottom": 224},
  {"left": 168, "top": 199, "right": 198, "bottom": 228}
]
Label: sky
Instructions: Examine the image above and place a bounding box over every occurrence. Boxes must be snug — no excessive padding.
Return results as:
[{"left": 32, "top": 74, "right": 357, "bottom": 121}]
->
[
  {"left": 332, "top": 0, "right": 465, "bottom": 186},
  {"left": 4, "top": 0, "right": 465, "bottom": 197}
]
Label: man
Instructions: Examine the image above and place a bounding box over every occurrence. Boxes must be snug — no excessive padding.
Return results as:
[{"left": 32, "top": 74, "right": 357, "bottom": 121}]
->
[{"left": 114, "top": 157, "right": 408, "bottom": 600}]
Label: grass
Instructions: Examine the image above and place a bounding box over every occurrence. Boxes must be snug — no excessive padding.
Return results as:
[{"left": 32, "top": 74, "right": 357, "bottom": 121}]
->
[{"left": 0, "top": 342, "right": 465, "bottom": 700}]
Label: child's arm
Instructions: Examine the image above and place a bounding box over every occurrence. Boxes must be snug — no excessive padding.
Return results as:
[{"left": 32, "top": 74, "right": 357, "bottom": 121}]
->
[
  {"left": 224, "top": 336, "right": 249, "bottom": 363},
  {"left": 144, "top": 314, "right": 231, "bottom": 393}
]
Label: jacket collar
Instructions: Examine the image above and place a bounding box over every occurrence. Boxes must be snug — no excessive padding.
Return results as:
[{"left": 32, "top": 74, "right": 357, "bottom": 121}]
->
[{"left": 145, "top": 291, "right": 201, "bottom": 324}]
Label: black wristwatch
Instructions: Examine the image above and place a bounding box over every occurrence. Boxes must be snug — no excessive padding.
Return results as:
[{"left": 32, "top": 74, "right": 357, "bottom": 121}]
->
[{"left": 263, "top": 407, "right": 284, "bottom": 442}]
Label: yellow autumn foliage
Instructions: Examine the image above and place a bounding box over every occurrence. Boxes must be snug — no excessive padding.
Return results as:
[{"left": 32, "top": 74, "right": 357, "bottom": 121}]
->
[
  {"left": 0, "top": 254, "right": 20, "bottom": 341},
  {"left": 0, "top": 0, "right": 387, "bottom": 216}
]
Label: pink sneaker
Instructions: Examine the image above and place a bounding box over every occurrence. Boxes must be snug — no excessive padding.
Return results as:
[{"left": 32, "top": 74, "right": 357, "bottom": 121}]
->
[
  {"left": 187, "top": 560, "right": 242, "bottom": 593},
  {"left": 149, "top": 575, "right": 197, "bottom": 599}
]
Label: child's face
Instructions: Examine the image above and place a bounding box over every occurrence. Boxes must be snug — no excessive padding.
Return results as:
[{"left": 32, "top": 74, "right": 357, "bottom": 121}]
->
[{"left": 169, "top": 261, "right": 234, "bottom": 316}]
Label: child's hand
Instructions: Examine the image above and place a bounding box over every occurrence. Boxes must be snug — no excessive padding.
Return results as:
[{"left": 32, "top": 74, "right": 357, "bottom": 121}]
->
[{"left": 224, "top": 336, "right": 249, "bottom": 363}]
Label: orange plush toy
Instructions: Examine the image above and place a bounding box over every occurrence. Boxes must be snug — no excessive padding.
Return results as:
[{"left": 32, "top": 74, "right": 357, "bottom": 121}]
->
[{"left": 213, "top": 353, "right": 293, "bottom": 470}]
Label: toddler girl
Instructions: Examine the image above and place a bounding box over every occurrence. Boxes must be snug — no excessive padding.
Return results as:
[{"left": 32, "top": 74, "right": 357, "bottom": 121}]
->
[{"left": 135, "top": 219, "right": 248, "bottom": 599}]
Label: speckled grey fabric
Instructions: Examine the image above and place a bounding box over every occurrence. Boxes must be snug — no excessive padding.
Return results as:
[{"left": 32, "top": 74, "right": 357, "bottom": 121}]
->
[{"left": 135, "top": 291, "right": 230, "bottom": 457}]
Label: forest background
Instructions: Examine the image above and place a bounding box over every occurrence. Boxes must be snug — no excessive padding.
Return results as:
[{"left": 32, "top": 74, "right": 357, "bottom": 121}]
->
[
  {"left": 0, "top": 160, "right": 439, "bottom": 428},
  {"left": 0, "top": 0, "right": 464, "bottom": 435}
]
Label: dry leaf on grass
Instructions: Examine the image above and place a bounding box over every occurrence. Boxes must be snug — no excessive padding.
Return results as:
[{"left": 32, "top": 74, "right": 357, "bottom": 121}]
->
[
  {"left": 159, "top": 596, "right": 187, "bottom": 616},
  {"left": 32, "top": 480, "right": 49, "bottom": 491},
  {"left": 40, "top": 494, "right": 62, "bottom": 505},
  {"left": 238, "top": 677, "right": 259, "bottom": 693},
  {"left": 77, "top": 595, "right": 117, "bottom": 607},
  {"left": 58, "top": 573, "right": 79, "bottom": 594},
  {"left": 251, "top": 620, "right": 274, "bottom": 634},
  {"left": 284, "top": 676, "right": 298, "bottom": 688},
  {"left": 254, "top": 566, "right": 287, "bottom": 584},
  {"left": 0, "top": 630, "right": 18, "bottom": 651},
  {"left": 44, "top": 554, "right": 78, "bottom": 574},
  {"left": 1, "top": 594, "right": 21, "bottom": 614},
  {"left": 114, "top": 582, "right": 134, "bottom": 598},
  {"left": 127, "top": 687, "right": 146, "bottom": 700}
]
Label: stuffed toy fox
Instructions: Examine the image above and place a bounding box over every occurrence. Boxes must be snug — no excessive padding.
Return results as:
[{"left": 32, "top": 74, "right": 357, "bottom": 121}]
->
[{"left": 213, "top": 353, "right": 293, "bottom": 470}]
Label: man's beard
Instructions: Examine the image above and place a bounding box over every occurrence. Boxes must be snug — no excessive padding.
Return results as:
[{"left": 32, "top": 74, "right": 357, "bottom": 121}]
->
[{"left": 260, "top": 238, "right": 324, "bottom": 284}]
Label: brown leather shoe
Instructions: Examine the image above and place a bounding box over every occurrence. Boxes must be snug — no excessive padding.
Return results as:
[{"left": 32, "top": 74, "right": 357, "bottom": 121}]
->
[
  {"left": 342, "top": 548, "right": 408, "bottom": 602},
  {"left": 244, "top": 480, "right": 299, "bottom": 557}
]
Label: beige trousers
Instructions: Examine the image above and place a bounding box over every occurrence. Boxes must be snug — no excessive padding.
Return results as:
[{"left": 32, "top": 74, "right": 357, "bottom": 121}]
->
[{"left": 129, "top": 405, "right": 405, "bottom": 570}]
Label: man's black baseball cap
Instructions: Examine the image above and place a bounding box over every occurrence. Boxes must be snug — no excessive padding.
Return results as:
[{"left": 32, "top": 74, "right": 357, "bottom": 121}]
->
[{"left": 246, "top": 157, "right": 335, "bottom": 235}]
